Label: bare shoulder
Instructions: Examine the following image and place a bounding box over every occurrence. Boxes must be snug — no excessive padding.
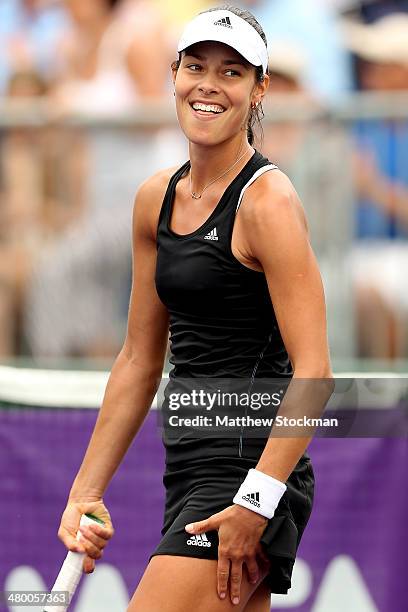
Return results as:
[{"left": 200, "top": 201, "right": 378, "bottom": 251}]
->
[
  {"left": 136, "top": 166, "right": 179, "bottom": 205},
  {"left": 133, "top": 165, "right": 181, "bottom": 240},
  {"left": 239, "top": 167, "right": 308, "bottom": 234}
]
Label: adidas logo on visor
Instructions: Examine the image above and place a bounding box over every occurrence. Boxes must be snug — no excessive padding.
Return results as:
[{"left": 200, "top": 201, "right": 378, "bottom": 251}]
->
[
  {"left": 186, "top": 533, "right": 212, "bottom": 547},
  {"left": 242, "top": 492, "right": 261, "bottom": 508},
  {"left": 214, "top": 16, "right": 232, "bottom": 28}
]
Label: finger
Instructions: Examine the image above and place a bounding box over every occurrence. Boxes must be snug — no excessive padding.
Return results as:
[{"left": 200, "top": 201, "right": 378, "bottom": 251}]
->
[
  {"left": 245, "top": 557, "right": 260, "bottom": 585},
  {"left": 230, "top": 560, "right": 243, "bottom": 606},
  {"left": 186, "top": 509, "right": 225, "bottom": 534},
  {"left": 185, "top": 519, "right": 213, "bottom": 534},
  {"left": 79, "top": 526, "right": 108, "bottom": 551},
  {"left": 89, "top": 523, "right": 114, "bottom": 540},
  {"left": 83, "top": 555, "right": 95, "bottom": 574},
  {"left": 217, "top": 555, "right": 230, "bottom": 600},
  {"left": 255, "top": 543, "right": 270, "bottom": 566},
  {"left": 58, "top": 526, "right": 85, "bottom": 554},
  {"left": 77, "top": 531, "right": 104, "bottom": 560}
]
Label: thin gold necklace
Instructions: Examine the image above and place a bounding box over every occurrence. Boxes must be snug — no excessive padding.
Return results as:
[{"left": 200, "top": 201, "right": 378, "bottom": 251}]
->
[{"left": 189, "top": 146, "right": 251, "bottom": 199}]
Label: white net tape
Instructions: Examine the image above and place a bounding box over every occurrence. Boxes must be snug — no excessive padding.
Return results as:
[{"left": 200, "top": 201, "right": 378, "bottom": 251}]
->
[{"left": 0, "top": 366, "right": 406, "bottom": 409}]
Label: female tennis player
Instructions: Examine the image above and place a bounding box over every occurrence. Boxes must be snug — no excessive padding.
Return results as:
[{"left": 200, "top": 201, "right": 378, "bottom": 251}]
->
[{"left": 57, "top": 5, "right": 332, "bottom": 611}]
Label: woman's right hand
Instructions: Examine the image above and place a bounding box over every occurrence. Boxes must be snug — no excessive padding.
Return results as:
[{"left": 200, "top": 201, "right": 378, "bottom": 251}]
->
[{"left": 58, "top": 499, "right": 114, "bottom": 574}]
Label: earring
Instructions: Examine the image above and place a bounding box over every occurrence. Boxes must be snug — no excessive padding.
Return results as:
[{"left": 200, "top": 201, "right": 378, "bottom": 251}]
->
[{"left": 251, "top": 100, "right": 260, "bottom": 109}]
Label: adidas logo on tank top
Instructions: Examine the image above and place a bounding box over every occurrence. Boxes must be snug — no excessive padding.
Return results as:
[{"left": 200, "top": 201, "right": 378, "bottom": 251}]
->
[
  {"left": 204, "top": 227, "right": 218, "bottom": 241},
  {"left": 186, "top": 533, "right": 212, "bottom": 547}
]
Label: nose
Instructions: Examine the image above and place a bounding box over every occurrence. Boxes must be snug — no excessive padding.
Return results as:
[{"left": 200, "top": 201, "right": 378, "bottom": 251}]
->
[
  {"left": 197, "top": 72, "right": 220, "bottom": 95},
  {"left": 198, "top": 83, "right": 219, "bottom": 95}
]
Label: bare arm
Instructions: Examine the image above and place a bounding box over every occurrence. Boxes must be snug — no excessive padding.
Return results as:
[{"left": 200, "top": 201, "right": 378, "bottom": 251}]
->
[
  {"left": 57, "top": 170, "right": 175, "bottom": 571},
  {"left": 69, "top": 172, "right": 171, "bottom": 501},
  {"left": 240, "top": 171, "right": 334, "bottom": 481}
]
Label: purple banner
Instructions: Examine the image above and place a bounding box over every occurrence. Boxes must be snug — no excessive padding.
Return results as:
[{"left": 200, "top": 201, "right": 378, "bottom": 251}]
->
[{"left": 0, "top": 407, "right": 407, "bottom": 611}]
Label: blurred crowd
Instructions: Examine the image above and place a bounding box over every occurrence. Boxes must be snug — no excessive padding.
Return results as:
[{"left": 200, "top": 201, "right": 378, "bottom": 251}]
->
[{"left": 1, "top": 0, "right": 408, "bottom": 365}]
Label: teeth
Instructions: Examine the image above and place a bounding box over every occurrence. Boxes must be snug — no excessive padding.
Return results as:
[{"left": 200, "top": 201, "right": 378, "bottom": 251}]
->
[{"left": 192, "top": 102, "right": 224, "bottom": 113}]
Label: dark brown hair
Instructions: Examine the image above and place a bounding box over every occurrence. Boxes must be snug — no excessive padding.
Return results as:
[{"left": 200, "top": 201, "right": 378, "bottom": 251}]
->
[{"left": 173, "top": 4, "right": 268, "bottom": 145}]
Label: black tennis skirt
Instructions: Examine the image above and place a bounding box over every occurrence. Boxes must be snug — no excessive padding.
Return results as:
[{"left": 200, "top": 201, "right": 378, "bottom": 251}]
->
[{"left": 149, "top": 447, "right": 315, "bottom": 595}]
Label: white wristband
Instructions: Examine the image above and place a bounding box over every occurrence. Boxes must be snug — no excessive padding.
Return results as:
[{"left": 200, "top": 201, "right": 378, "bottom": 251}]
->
[{"left": 233, "top": 468, "right": 287, "bottom": 519}]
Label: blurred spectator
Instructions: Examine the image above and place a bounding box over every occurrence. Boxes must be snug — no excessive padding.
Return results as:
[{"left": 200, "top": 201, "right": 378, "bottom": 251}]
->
[
  {"left": 0, "top": 67, "right": 86, "bottom": 356},
  {"left": 241, "top": 0, "right": 352, "bottom": 102},
  {"left": 330, "top": 0, "right": 408, "bottom": 19},
  {"left": 267, "top": 43, "right": 308, "bottom": 94},
  {"left": 0, "top": 0, "right": 70, "bottom": 95},
  {"left": 262, "top": 42, "right": 312, "bottom": 165},
  {"left": 22, "top": 0, "right": 185, "bottom": 360},
  {"left": 154, "top": 0, "right": 213, "bottom": 31},
  {"left": 342, "top": 13, "right": 408, "bottom": 357},
  {"left": 261, "top": 44, "right": 354, "bottom": 360},
  {"left": 54, "top": 0, "right": 172, "bottom": 112},
  {"left": 358, "top": 0, "right": 408, "bottom": 21}
]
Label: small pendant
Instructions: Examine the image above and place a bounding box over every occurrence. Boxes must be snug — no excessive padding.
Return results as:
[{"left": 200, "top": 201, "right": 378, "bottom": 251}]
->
[{"left": 191, "top": 192, "right": 201, "bottom": 199}]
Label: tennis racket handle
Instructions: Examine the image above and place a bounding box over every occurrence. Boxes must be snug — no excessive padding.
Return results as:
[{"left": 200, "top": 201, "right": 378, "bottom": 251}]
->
[{"left": 43, "top": 513, "right": 104, "bottom": 612}]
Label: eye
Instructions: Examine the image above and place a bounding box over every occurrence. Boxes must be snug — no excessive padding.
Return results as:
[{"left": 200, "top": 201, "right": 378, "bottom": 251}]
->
[
  {"left": 186, "top": 64, "right": 202, "bottom": 72},
  {"left": 225, "top": 68, "right": 241, "bottom": 77}
]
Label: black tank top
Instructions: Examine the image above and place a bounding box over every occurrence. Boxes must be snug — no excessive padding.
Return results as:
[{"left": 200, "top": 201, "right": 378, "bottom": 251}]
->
[{"left": 155, "top": 150, "right": 293, "bottom": 464}]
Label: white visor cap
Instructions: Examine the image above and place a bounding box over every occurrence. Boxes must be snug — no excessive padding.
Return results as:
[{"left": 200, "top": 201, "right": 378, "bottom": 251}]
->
[{"left": 177, "top": 10, "right": 268, "bottom": 75}]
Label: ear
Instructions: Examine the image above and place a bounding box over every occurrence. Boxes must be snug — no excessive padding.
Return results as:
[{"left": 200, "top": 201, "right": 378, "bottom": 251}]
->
[
  {"left": 252, "top": 73, "right": 269, "bottom": 106},
  {"left": 171, "top": 60, "right": 179, "bottom": 87}
]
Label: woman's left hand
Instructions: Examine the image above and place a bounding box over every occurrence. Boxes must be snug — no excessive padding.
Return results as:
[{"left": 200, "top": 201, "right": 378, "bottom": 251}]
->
[{"left": 185, "top": 504, "right": 270, "bottom": 606}]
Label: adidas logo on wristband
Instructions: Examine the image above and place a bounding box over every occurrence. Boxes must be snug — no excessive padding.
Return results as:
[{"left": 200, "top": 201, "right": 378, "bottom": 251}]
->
[
  {"left": 241, "top": 492, "right": 261, "bottom": 508},
  {"left": 186, "top": 534, "right": 212, "bottom": 547},
  {"left": 234, "top": 469, "right": 287, "bottom": 519}
]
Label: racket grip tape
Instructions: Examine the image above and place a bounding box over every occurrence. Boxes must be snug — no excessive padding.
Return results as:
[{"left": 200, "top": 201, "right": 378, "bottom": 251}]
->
[{"left": 43, "top": 513, "right": 104, "bottom": 612}]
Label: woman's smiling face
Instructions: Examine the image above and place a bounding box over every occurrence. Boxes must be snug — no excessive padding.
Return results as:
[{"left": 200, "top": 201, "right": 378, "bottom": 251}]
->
[{"left": 173, "top": 41, "right": 267, "bottom": 146}]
